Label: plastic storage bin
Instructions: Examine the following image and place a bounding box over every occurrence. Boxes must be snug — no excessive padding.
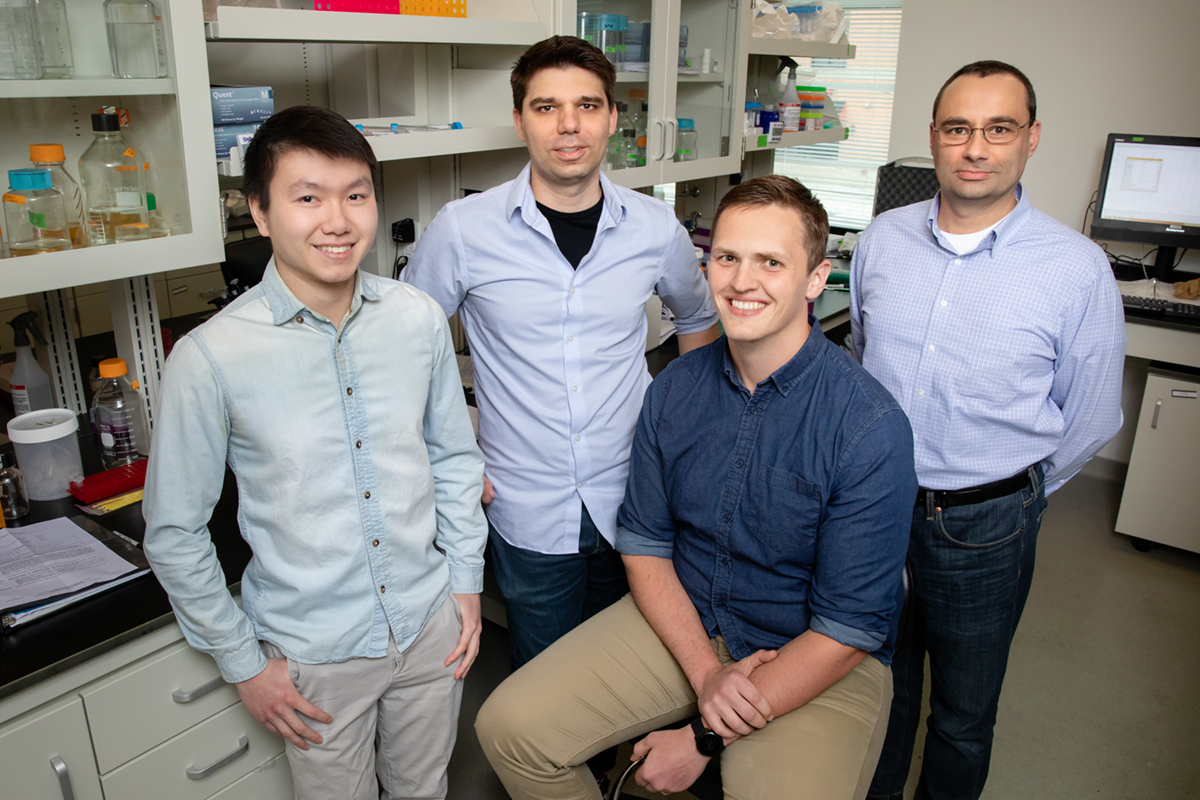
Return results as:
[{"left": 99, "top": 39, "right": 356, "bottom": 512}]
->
[{"left": 7, "top": 409, "right": 84, "bottom": 501}]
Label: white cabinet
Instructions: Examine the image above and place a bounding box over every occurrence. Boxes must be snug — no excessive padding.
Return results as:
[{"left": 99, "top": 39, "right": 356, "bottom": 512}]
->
[
  {"left": 0, "top": 0, "right": 223, "bottom": 298},
  {"left": 0, "top": 696, "right": 104, "bottom": 800}
]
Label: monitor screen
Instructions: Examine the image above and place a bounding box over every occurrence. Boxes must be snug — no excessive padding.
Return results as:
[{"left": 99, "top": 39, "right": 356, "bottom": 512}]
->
[{"left": 1090, "top": 133, "right": 1200, "bottom": 279}]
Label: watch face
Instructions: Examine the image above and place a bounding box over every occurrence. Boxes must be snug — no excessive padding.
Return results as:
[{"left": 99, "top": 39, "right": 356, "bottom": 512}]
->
[{"left": 697, "top": 730, "right": 724, "bottom": 756}]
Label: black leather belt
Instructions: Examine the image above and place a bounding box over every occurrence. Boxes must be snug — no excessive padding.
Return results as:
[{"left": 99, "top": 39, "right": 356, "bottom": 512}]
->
[{"left": 915, "top": 468, "right": 1033, "bottom": 510}]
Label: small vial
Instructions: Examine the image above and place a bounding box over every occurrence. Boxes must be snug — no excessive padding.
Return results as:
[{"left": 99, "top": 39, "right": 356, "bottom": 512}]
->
[{"left": 1, "top": 452, "right": 31, "bottom": 520}]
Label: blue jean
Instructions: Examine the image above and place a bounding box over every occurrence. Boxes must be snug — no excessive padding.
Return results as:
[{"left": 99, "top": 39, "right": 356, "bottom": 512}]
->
[
  {"left": 488, "top": 504, "right": 630, "bottom": 672},
  {"left": 868, "top": 466, "right": 1046, "bottom": 800}
]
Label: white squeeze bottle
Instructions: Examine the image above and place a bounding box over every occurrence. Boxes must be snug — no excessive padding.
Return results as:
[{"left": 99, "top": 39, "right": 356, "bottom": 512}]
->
[{"left": 6, "top": 311, "right": 53, "bottom": 415}]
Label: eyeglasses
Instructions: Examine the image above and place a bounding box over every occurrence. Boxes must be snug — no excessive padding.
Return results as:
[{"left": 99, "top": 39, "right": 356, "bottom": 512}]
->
[{"left": 934, "top": 120, "right": 1032, "bottom": 146}]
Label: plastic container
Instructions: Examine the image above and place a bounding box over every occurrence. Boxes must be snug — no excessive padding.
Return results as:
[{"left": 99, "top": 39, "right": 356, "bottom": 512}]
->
[
  {"left": 7, "top": 409, "right": 83, "bottom": 501},
  {"left": 7, "top": 311, "right": 53, "bottom": 414},
  {"left": 597, "top": 15, "right": 624, "bottom": 69},
  {"left": 0, "top": 0, "right": 42, "bottom": 79},
  {"left": 780, "top": 102, "right": 802, "bottom": 133},
  {"left": 30, "top": 144, "right": 87, "bottom": 248},
  {"left": 91, "top": 358, "right": 150, "bottom": 469},
  {"left": 0, "top": 451, "right": 30, "bottom": 519},
  {"left": 78, "top": 113, "right": 148, "bottom": 246},
  {"left": 787, "top": 5, "right": 822, "bottom": 36},
  {"left": 33, "top": 0, "right": 74, "bottom": 77},
  {"left": 675, "top": 118, "right": 698, "bottom": 162},
  {"left": 104, "top": 0, "right": 168, "bottom": 79},
  {"left": 3, "top": 168, "right": 72, "bottom": 257},
  {"left": 744, "top": 102, "right": 762, "bottom": 134}
]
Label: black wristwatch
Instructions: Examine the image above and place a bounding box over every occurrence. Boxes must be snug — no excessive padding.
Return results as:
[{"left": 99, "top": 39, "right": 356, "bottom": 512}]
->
[{"left": 691, "top": 717, "right": 725, "bottom": 757}]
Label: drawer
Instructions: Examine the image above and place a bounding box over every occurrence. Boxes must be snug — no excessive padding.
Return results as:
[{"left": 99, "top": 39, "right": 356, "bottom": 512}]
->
[
  {"left": 0, "top": 696, "right": 104, "bottom": 800},
  {"left": 101, "top": 702, "right": 284, "bottom": 800},
  {"left": 83, "top": 640, "right": 241, "bottom": 772},
  {"left": 166, "top": 269, "right": 227, "bottom": 316},
  {"left": 207, "top": 753, "right": 294, "bottom": 800}
]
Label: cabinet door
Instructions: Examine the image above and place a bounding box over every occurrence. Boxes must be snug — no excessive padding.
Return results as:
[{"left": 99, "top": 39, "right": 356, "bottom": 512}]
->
[
  {"left": 0, "top": 696, "right": 104, "bottom": 800},
  {"left": 1116, "top": 371, "right": 1200, "bottom": 553}
]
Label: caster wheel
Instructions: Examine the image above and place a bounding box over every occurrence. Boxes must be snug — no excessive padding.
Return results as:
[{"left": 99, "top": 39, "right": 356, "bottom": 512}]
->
[{"left": 1132, "top": 537, "right": 1154, "bottom": 553}]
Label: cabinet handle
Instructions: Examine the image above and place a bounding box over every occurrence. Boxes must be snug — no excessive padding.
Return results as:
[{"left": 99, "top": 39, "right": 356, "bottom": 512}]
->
[
  {"left": 173, "top": 675, "right": 225, "bottom": 703},
  {"left": 653, "top": 120, "right": 665, "bottom": 161},
  {"left": 662, "top": 119, "right": 677, "bottom": 162},
  {"left": 186, "top": 735, "right": 250, "bottom": 780},
  {"left": 1151, "top": 398, "right": 1162, "bottom": 429},
  {"left": 50, "top": 756, "right": 76, "bottom": 800}
]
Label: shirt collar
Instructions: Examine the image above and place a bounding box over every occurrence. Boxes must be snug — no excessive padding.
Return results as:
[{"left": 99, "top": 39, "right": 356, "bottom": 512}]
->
[
  {"left": 505, "top": 162, "right": 627, "bottom": 230},
  {"left": 261, "top": 257, "right": 379, "bottom": 326},
  {"left": 926, "top": 182, "right": 1032, "bottom": 258},
  {"left": 722, "top": 316, "right": 826, "bottom": 397}
]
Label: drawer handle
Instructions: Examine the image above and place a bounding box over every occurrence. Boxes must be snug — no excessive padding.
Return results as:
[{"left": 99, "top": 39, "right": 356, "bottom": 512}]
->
[
  {"left": 50, "top": 756, "right": 76, "bottom": 800},
  {"left": 1151, "top": 398, "right": 1163, "bottom": 429},
  {"left": 173, "top": 675, "right": 225, "bottom": 704},
  {"left": 186, "top": 735, "right": 249, "bottom": 780}
]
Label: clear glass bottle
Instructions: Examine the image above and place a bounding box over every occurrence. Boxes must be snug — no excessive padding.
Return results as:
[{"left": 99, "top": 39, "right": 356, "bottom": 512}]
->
[
  {"left": 91, "top": 358, "right": 150, "bottom": 469},
  {"left": 621, "top": 128, "right": 639, "bottom": 170},
  {"left": 29, "top": 143, "right": 86, "bottom": 248},
  {"left": 0, "top": 452, "right": 30, "bottom": 520},
  {"left": 32, "top": 0, "right": 73, "bottom": 78},
  {"left": 104, "top": 0, "right": 168, "bottom": 79},
  {"left": 3, "top": 168, "right": 72, "bottom": 256},
  {"left": 675, "top": 118, "right": 698, "bottom": 162},
  {"left": 78, "top": 113, "right": 148, "bottom": 246},
  {"left": 608, "top": 101, "right": 633, "bottom": 171},
  {"left": 0, "top": 0, "right": 43, "bottom": 79}
]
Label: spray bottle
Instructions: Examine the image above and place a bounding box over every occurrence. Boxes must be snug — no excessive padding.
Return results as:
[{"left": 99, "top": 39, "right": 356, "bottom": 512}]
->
[{"left": 7, "top": 311, "right": 54, "bottom": 415}]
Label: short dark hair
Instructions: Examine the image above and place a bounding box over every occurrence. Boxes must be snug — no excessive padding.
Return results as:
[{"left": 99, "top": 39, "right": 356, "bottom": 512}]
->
[
  {"left": 242, "top": 105, "right": 380, "bottom": 213},
  {"left": 713, "top": 175, "right": 829, "bottom": 273},
  {"left": 511, "top": 36, "right": 616, "bottom": 111},
  {"left": 932, "top": 60, "right": 1037, "bottom": 124}
]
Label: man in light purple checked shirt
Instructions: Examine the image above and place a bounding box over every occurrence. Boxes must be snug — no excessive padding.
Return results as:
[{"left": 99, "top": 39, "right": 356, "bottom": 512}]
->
[{"left": 851, "top": 61, "right": 1126, "bottom": 800}]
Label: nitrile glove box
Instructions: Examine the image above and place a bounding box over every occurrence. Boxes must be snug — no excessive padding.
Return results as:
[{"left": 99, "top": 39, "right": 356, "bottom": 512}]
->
[
  {"left": 210, "top": 85, "right": 275, "bottom": 124},
  {"left": 214, "top": 123, "right": 262, "bottom": 158}
]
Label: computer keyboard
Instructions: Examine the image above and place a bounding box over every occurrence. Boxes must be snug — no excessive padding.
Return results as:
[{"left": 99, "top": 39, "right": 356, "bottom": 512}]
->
[{"left": 1121, "top": 294, "right": 1200, "bottom": 325}]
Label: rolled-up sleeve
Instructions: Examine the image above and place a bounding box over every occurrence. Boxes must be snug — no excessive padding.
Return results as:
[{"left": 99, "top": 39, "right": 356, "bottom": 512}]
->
[
  {"left": 142, "top": 337, "right": 267, "bottom": 684},
  {"left": 615, "top": 381, "right": 677, "bottom": 558},
  {"left": 808, "top": 407, "right": 916, "bottom": 655},
  {"left": 654, "top": 212, "right": 718, "bottom": 335}
]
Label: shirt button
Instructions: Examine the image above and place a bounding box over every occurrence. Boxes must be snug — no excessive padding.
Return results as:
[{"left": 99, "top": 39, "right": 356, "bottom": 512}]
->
[
  {"left": 723, "top": 513, "right": 732, "bottom": 522},
  {"left": 572, "top": 386, "right": 579, "bottom": 392},
  {"left": 372, "top": 539, "right": 379, "bottom": 547},
  {"left": 577, "top": 482, "right": 583, "bottom": 488},
  {"left": 364, "top": 491, "right": 371, "bottom": 499},
  {"left": 356, "top": 441, "right": 362, "bottom": 448},
  {"left": 295, "top": 315, "right": 303, "bottom": 324},
  {"left": 940, "top": 300, "right": 947, "bottom": 307},
  {"left": 567, "top": 335, "right": 574, "bottom": 342},
  {"left": 346, "top": 387, "right": 353, "bottom": 396},
  {"left": 570, "top": 287, "right": 576, "bottom": 294},
  {"left": 918, "top": 390, "right": 925, "bottom": 397},
  {"left": 928, "top": 345, "right": 935, "bottom": 352},
  {"left": 380, "top": 585, "right": 386, "bottom": 594},
  {"left": 735, "top": 459, "right": 744, "bottom": 468},
  {"left": 575, "top": 435, "right": 581, "bottom": 442},
  {"left": 954, "top": 258, "right": 962, "bottom": 265}
]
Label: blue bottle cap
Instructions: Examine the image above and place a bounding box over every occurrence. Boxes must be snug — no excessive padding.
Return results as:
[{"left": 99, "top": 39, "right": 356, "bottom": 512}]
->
[
  {"left": 8, "top": 168, "right": 53, "bottom": 192},
  {"left": 450, "top": 122, "right": 463, "bottom": 129},
  {"left": 677, "top": 118, "right": 695, "bottom": 130}
]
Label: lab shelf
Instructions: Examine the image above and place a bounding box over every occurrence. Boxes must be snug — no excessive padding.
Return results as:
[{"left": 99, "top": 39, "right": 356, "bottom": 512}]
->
[
  {"left": 747, "top": 35, "right": 857, "bottom": 60},
  {"left": 0, "top": 77, "right": 178, "bottom": 100},
  {"left": 205, "top": 6, "right": 547, "bottom": 46},
  {"left": 614, "top": 72, "right": 728, "bottom": 83},
  {"left": 743, "top": 124, "right": 847, "bottom": 152},
  {"left": 354, "top": 124, "right": 525, "bottom": 161}
]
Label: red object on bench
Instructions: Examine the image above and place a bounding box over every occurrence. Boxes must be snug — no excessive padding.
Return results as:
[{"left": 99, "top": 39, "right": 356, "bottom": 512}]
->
[{"left": 69, "top": 459, "right": 149, "bottom": 504}]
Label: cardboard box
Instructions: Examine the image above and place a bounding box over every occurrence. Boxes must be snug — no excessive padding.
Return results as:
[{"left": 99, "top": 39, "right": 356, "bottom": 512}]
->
[
  {"left": 213, "top": 123, "right": 262, "bottom": 159},
  {"left": 210, "top": 85, "right": 275, "bottom": 125}
]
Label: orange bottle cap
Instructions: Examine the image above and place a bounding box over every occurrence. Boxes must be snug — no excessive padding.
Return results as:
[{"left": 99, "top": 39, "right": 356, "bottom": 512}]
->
[
  {"left": 99, "top": 358, "right": 129, "bottom": 378},
  {"left": 29, "top": 143, "right": 66, "bottom": 163}
]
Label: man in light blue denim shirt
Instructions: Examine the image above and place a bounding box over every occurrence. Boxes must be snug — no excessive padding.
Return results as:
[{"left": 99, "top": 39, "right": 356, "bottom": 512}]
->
[{"left": 143, "top": 106, "right": 487, "bottom": 800}]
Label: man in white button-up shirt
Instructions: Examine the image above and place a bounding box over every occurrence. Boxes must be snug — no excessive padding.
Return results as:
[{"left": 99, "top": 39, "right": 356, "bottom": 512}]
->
[{"left": 403, "top": 41, "right": 718, "bottom": 767}]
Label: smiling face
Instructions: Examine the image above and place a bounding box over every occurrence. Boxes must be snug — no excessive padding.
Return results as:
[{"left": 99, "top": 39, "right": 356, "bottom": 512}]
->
[
  {"left": 709, "top": 205, "right": 830, "bottom": 382},
  {"left": 248, "top": 148, "right": 377, "bottom": 319},
  {"left": 513, "top": 65, "right": 617, "bottom": 204},
  {"left": 930, "top": 73, "right": 1041, "bottom": 228}
]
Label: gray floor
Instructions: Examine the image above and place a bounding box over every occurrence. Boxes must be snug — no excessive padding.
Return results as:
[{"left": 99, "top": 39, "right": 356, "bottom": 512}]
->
[{"left": 447, "top": 465, "right": 1200, "bottom": 799}]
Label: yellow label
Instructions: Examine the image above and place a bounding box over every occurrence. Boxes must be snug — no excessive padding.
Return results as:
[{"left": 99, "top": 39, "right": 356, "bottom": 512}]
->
[
  {"left": 3, "top": 193, "right": 26, "bottom": 205},
  {"left": 143, "top": 162, "right": 150, "bottom": 170},
  {"left": 116, "top": 166, "right": 138, "bottom": 172},
  {"left": 123, "top": 147, "right": 137, "bottom": 158}
]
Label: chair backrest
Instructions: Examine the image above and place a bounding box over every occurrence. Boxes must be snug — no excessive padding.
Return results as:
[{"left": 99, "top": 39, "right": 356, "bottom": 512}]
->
[{"left": 872, "top": 157, "right": 939, "bottom": 218}]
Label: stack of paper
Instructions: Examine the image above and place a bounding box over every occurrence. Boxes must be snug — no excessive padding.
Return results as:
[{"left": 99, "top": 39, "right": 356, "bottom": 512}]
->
[{"left": 0, "top": 517, "right": 150, "bottom": 630}]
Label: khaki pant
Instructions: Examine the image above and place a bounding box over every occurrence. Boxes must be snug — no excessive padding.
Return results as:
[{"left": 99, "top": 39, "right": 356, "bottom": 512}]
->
[
  {"left": 476, "top": 594, "right": 891, "bottom": 800},
  {"left": 262, "top": 595, "right": 464, "bottom": 800}
]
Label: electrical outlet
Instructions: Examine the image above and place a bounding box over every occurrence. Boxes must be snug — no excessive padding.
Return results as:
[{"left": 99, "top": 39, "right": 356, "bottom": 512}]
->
[{"left": 392, "top": 218, "right": 415, "bottom": 243}]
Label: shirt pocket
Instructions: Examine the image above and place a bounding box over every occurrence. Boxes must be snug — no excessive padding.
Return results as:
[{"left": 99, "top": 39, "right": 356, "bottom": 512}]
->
[{"left": 746, "top": 465, "right": 822, "bottom": 564}]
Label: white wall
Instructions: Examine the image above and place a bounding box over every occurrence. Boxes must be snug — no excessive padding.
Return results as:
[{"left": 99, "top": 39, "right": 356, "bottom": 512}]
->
[{"left": 886, "top": 0, "right": 1200, "bottom": 462}]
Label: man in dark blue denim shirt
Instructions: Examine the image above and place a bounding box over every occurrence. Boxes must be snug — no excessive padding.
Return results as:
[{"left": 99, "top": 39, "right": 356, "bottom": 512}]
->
[{"left": 477, "top": 176, "right": 916, "bottom": 800}]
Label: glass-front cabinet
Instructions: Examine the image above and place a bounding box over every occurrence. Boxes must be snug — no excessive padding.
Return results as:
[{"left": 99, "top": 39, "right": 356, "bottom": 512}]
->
[{"left": 570, "top": 0, "right": 746, "bottom": 189}]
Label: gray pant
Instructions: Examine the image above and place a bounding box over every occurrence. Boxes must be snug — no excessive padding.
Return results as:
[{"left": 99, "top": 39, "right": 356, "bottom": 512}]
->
[{"left": 261, "top": 596, "right": 464, "bottom": 800}]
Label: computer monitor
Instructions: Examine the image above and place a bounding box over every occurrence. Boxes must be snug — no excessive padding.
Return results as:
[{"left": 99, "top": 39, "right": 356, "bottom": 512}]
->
[{"left": 1089, "top": 133, "right": 1200, "bottom": 281}]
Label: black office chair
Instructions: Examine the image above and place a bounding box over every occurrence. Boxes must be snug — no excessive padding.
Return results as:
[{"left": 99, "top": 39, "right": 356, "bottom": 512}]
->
[
  {"left": 609, "top": 561, "right": 916, "bottom": 800},
  {"left": 872, "top": 158, "right": 939, "bottom": 218}
]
